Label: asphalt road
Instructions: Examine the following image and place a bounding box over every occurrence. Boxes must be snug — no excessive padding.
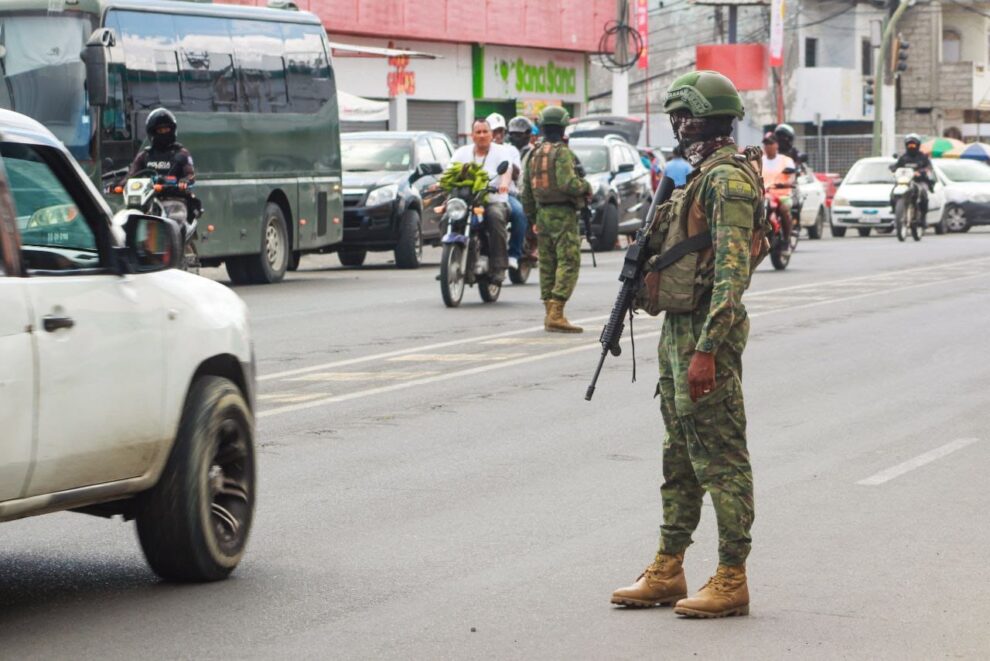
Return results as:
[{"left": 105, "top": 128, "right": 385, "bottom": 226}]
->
[{"left": 3, "top": 228, "right": 990, "bottom": 659}]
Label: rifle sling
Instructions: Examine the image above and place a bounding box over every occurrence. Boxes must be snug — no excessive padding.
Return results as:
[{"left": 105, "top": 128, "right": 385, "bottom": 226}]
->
[{"left": 646, "top": 232, "right": 712, "bottom": 273}]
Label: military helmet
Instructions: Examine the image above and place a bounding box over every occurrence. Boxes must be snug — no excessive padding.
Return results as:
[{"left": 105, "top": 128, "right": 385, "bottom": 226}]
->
[
  {"left": 904, "top": 132, "right": 922, "bottom": 147},
  {"left": 663, "top": 70, "right": 744, "bottom": 119},
  {"left": 538, "top": 106, "right": 570, "bottom": 127}
]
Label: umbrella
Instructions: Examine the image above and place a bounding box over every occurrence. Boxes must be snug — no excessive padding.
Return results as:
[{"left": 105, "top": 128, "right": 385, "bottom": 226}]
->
[
  {"left": 959, "top": 142, "right": 990, "bottom": 161},
  {"left": 920, "top": 137, "right": 964, "bottom": 157}
]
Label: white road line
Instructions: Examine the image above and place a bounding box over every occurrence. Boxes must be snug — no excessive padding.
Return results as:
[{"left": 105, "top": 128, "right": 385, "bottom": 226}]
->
[
  {"left": 259, "top": 257, "right": 990, "bottom": 383},
  {"left": 257, "top": 268, "right": 990, "bottom": 418},
  {"left": 857, "top": 438, "right": 980, "bottom": 486}
]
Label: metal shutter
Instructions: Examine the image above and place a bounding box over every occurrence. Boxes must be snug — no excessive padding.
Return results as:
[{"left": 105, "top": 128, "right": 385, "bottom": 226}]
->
[
  {"left": 407, "top": 100, "right": 459, "bottom": 142},
  {"left": 340, "top": 120, "right": 389, "bottom": 134}
]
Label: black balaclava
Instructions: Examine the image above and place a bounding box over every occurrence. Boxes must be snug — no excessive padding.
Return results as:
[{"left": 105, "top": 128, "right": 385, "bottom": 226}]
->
[
  {"left": 543, "top": 125, "right": 565, "bottom": 144},
  {"left": 151, "top": 127, "right": 176, "bottom": 151},
  {"left": 508, "top": 132, "right": 530, "bottom": 151}
]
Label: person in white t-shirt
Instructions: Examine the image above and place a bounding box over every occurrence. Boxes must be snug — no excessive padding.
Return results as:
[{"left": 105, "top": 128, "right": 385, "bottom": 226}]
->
[
  {"left": 450, "top": 119, "right": 515, "bottom": 280},
  {"left": 761, "top": 132, "right": 796, "bottom": 246}
]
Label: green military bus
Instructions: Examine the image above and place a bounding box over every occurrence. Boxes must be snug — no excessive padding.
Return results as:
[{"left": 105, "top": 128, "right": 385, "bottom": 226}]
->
[{"left": 0, "top": 0, "right": 343, "bottom": 283}]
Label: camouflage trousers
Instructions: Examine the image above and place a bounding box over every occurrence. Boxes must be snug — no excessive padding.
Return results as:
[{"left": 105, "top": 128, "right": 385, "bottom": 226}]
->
[
  {"left": 536, "top": 205, "right": 581, "bottom": 302},
  {"left": 657, "top": 293, "right": 753, "bottom": 566}
]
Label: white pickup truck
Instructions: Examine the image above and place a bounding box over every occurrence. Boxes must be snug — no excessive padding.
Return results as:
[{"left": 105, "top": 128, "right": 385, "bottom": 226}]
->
[{"left": 0, "top": 109, "right": 256, "bottom": 582}]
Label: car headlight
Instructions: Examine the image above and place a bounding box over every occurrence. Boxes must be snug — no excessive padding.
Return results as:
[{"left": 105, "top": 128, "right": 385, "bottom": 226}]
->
[
  {"left": 365, "top": 184, "right": 398, "bottom": 208},
  {"left": 445, "top": 198, "right": 468, "bottom": 221},
  {"left": 832, "top": 196, "right": 849, "bottom": 207}
]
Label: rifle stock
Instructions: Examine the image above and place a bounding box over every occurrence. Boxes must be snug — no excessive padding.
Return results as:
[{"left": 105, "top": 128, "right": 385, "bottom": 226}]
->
[{"left": 585, "top": 176, "right": 676, "bottom": 401}]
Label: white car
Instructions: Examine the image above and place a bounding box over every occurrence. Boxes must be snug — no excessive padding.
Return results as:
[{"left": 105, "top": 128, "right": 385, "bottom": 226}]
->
[
  {"left": 0, "top": 110, "right": 256, "bottom": 582},
  {"left": 932, "top": 158, "right": 990, "bottom": 233},
  {"left": 830, "top": 156, "right": 944, "bottom": 237},
  {"left": 794, "top": 165, "right": 829, "bottom": 239}
]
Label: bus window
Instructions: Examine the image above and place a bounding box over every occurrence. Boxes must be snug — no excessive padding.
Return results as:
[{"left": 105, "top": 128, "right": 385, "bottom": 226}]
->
[
  {"left": 173, "top": 15, "right": 238, "bottom": 112},
  {"left": 231, "top": 19, "right": 288, "bottom": 113},
  {"left": 282, "top": 24, "right": 332, "bottom": 114},
  {"left": 110, "top": 11, "right": 181, "bottom": 110}
]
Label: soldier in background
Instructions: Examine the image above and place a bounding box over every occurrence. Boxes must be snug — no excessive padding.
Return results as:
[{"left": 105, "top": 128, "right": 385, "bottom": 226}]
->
[{"left": 521, "top": 106, "right": 591, "bottom": 333}]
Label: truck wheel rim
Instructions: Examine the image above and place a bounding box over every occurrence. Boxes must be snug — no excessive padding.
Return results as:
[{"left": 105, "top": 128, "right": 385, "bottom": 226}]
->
[{"left": 208, "top": 417, "right": 252, "bottom": 554}]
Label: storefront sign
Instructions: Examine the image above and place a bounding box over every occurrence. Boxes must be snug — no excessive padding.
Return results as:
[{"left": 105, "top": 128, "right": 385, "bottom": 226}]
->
[
  {"left": 475, "top": 45, "right": 586, "bottom": 102},
  {"left": 387, "top": 52, "right": 415, "bottom": 96},
  {"left": 769, "top": 0, "right": 785, "bottom": 67},
  {"left": 634, "top": 0, "right": 649, "bottom": 70}
]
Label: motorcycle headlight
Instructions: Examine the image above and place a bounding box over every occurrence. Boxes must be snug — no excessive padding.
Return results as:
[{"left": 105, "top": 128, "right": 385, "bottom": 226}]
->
[
  {"left": 445, "top": 198, "right": 468, "bottom": 221},
  {"left": 365, "top": 184, "right": 398, "bottom": 208}
]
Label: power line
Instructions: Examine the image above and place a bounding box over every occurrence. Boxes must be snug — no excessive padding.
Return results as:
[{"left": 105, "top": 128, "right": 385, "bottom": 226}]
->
[{"left": 946, "top": 0, "right": 990, "bottom": 20}]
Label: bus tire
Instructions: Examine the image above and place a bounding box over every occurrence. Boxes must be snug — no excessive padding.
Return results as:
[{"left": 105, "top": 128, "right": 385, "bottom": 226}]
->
[
  {"left": 247, "top": 203, "right": 289, "bottom": 284},
  {"left": 225, "top": 258, "right": 252, "bottom": 285},
  {"left": 288, "top": 251, "right": 301, "bottom": 272},
  {"left": 394, "top": 209, "right": 422, "bottom": 269},
  {"left": 338, "top": 249, "right": 367, "bottom": 267}
]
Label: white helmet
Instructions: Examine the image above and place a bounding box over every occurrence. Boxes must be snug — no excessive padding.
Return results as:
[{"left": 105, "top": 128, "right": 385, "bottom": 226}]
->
[{"left": 486, "top": 113, "right": 507, "bottom": 132}]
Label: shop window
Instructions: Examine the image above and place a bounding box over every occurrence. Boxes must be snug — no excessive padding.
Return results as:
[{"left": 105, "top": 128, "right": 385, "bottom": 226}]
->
[
  {"left": 805, "top": 38, "right": 818, "bottom": 68},
  {"left": 861, "top": 38, "right": 873, "bottom": 76},
  {"left": 943, "top": 29, "right": 962, "bottom": 63}
]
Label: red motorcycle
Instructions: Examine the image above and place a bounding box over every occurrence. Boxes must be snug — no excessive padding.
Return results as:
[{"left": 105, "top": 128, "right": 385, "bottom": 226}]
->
[{"left": 765, "top": 171, "right": 799, "bottom": 271}]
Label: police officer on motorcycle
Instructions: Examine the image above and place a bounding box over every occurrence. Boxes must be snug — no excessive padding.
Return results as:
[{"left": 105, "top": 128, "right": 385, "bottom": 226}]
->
[
  {"left": 127, "top": 108, "right": 198, "bottom": 220},
  {"left": 890, "top": 133, "right": 934, "bottom": 223}
]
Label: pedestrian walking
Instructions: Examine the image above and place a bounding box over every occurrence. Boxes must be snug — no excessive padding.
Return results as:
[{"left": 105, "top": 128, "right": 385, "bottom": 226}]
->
[
  {"left": 521, "top": 106, "right": 592, "bottom": 333},
  {"left": 611, "top": 70, "right": 765, "bottom": 618}
]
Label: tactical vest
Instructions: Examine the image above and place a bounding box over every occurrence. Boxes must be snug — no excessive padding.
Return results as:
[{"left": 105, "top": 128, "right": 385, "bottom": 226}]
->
[
  {"left": 635, "top": 147, "right": 769, "bottom": 316},
  {"left": 527, "top": 142, "right": 575, "bottom": 205}
]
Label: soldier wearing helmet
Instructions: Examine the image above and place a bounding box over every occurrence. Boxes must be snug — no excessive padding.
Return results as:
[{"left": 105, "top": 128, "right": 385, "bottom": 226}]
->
[
  {"left": 611, "top": 71, "right": 761, "bottom": 619},
  {"left": 520, "top": 105, "right": 591, "bottom": 332}
]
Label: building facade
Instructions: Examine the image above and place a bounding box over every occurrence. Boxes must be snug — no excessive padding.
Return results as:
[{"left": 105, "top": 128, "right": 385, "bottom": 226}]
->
[{"left": 224, "top": 0, "right": 610, "bottom": 142}]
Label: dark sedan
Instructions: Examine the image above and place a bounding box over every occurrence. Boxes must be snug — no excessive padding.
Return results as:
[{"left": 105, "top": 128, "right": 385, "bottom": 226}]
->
[
  {"left": 569, "top": 135, "right": 652, "bottom": 251},
  {"left": 338, "top": 131, "right": 454, "bottom": 268}
]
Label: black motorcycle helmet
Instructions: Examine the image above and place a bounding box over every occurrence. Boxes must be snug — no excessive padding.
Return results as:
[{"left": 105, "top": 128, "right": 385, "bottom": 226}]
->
[
  {"left": 904, "top": 133, "right": 922, "bottom": 151},
  {"left": 146, "top": 108, "right": 178, "bottom": 149},
  {"left": 773, "top": 123, "right": 796, "bottom": 152}
]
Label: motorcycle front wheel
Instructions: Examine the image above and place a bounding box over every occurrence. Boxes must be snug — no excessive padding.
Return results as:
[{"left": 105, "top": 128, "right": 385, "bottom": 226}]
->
[
  {"left": 769, "top": 235, "right": 791, "bottom": 270},
  {"left": 440, "top": 243, "right": 466, "bottom": 308},
  {"left": 508, "top": 260, "right": 532, "bottom": 284},
  {"left": 894, "top": 198, "right": 908, "bottom": 242}
]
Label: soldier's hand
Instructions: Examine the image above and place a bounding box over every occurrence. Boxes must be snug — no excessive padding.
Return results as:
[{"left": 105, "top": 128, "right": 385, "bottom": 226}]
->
[{"left": 688, "top": 351, "right": 717, "bottom": 402}]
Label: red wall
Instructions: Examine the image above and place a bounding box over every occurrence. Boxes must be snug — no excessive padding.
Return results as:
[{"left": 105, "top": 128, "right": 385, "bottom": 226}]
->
[
  {"left": 695, "top": 44, "right": 769, "bottom": 91},
  {"left": 218, "top": 0, "right": 614, "bottom": 52}
]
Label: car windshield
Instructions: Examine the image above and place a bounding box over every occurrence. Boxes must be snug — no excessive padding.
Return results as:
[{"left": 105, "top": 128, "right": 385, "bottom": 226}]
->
[
  {"left": 0, "top": 15, "right": 92, "bottom": 160},
  {"left": 341, "top": 139, "right": 413, "bottom": 172},
  {"left": 935, "top": 159, "right": 990, "bottom": 183},
  {"left": 844, "top": 161, "right": 895, "bottom": 185},
  {"left": 570, "top": 145, "right": 609, "bottom": 174}
]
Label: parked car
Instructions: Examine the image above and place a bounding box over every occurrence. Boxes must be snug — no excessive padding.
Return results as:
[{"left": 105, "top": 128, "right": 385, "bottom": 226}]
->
[
  {"left": 0, "top": 109, "right": 256, "bottom": 582},
  {"left": 566, "top": 115, "right": 644, "bottom": 145},
  {"left": 830, "top": 156, "right": 944, "bottom": 237},
  {"left": 931, "top": 158, "right": 990, "bottom": 233},
  {"left": 338, "top": 131, "right": 453, "bottom": 268},
  {"left": 568, "top": 135, "right": 652, "bottom": 251}
]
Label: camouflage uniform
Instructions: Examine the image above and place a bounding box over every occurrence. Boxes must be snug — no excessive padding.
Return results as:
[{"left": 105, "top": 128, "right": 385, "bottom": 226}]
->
[
  {"left": 656, "top": 143, "right": 758, "bottom": 567},
  {"left": 521, "top": 141, "right": 591, "bottom": 302}
]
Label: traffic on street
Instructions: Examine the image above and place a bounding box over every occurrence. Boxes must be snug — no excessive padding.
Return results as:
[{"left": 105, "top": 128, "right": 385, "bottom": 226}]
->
[{"left": 3, "top": 0, "right": 990, "bottom": 658}]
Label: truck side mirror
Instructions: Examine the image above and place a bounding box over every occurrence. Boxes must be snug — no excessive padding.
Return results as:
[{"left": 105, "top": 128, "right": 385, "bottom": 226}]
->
[{"left": 80, "top": 29, "right": 116, "bottom": 107}]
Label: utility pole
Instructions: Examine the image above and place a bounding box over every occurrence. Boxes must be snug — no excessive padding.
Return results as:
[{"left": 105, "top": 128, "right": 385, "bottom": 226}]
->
[
  {"left": 872, "top": 0, "right": 912, "bottom": 156},
  {"left": 612, "top": 0, "right": 630, "bottom": 116}
]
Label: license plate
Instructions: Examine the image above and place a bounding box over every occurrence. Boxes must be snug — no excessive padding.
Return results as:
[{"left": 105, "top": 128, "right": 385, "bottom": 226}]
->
[{"left": 862, "top": 216, "right": 881, "bottom": 223}]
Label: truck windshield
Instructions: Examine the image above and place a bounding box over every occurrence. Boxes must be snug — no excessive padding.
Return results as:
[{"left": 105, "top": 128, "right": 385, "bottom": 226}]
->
[{"left": 0, "top": 15, "right": 92, "bottom": 160}]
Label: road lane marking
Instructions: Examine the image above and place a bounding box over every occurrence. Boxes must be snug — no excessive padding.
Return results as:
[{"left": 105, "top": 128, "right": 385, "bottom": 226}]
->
[
  {"left": 857, "top": 438, "right": 980, "bottom": 486},
  {"left": 259, "top": 256, "right": 990, "bottom": 384},
  {"left": 387, "top": 352, "right": 527, "bottom": 363},
  {"left": 481, "top": 337, "right": 586, "bottom": 346},
  {"left": 257, "top": 268, "right": 990, "bottom": 419},
  {"left": 288, "top": 371, "right": 437, "bottom": 382}
]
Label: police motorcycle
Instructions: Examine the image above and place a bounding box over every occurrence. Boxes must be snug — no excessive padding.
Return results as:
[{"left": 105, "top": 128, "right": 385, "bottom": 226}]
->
[
  {"left": 765, "top": 167, "right": 799, "bottom": 270},
  {"left": 891, "top": 164, "right": 925, "bottom": 242},
  {"left": 106, "top": 166, "right": 203, "bottom": 271},
  {"left": 439, "top": 161, "right": 510, "bottom": 307}
]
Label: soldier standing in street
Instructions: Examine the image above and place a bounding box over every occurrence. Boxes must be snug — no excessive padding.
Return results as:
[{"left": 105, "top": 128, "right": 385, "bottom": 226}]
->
[
  {"left": 610, "top": 71, "right": 762, "bottom": 618},
  {"left": 521, "top": 106, "right": 591, "bottom": 333}
]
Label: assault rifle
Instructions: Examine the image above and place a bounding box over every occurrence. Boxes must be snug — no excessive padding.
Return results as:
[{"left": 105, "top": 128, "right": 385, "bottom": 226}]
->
[
  {"left": 581, "top": 204, "right": 597, "bottom": 268},
  {"left": 585, "top": 176, "right": 676, "bottom": 402}
]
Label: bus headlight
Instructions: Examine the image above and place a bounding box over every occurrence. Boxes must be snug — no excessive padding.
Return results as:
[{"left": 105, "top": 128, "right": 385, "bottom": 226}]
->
[{"left": 365, "top": 184, "right": 398, "bottom": 208}]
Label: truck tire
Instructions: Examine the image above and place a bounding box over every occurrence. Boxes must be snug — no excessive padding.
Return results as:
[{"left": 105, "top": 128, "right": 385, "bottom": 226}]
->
[
  {"left": 338, "top": 248, "right": 367, "bottom": 267},
  {"left": 246, "top": 203, "right": 289, "bottom": 284},
  {"left": 137, "top": 376, "right": 255, "bottom": 582},
  {"left": 591, "top": 203, "right": 619, "bottom": 253},
  {"left": 225, "top": 257, "right": 252, "bottom": 285},
  {"left": 394, "top": 209, "right": 423, "bottom": 269}
]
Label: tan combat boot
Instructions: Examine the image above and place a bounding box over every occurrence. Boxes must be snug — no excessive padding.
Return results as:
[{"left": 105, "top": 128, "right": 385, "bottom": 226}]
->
[
  {"left": 545, "top": 300, "right": 583, "bottom": 333},
  {"left": 611, "top": 553, "right": 688, "bottom": 608},
  {"left": 673, "top": 565, "right": 749, "bottom": 618}
]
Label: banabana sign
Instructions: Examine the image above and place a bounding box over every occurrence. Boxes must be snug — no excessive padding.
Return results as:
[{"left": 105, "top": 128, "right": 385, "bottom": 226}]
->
[{"left": 474, "top": 45, "right": 586, "bottom": 102}]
